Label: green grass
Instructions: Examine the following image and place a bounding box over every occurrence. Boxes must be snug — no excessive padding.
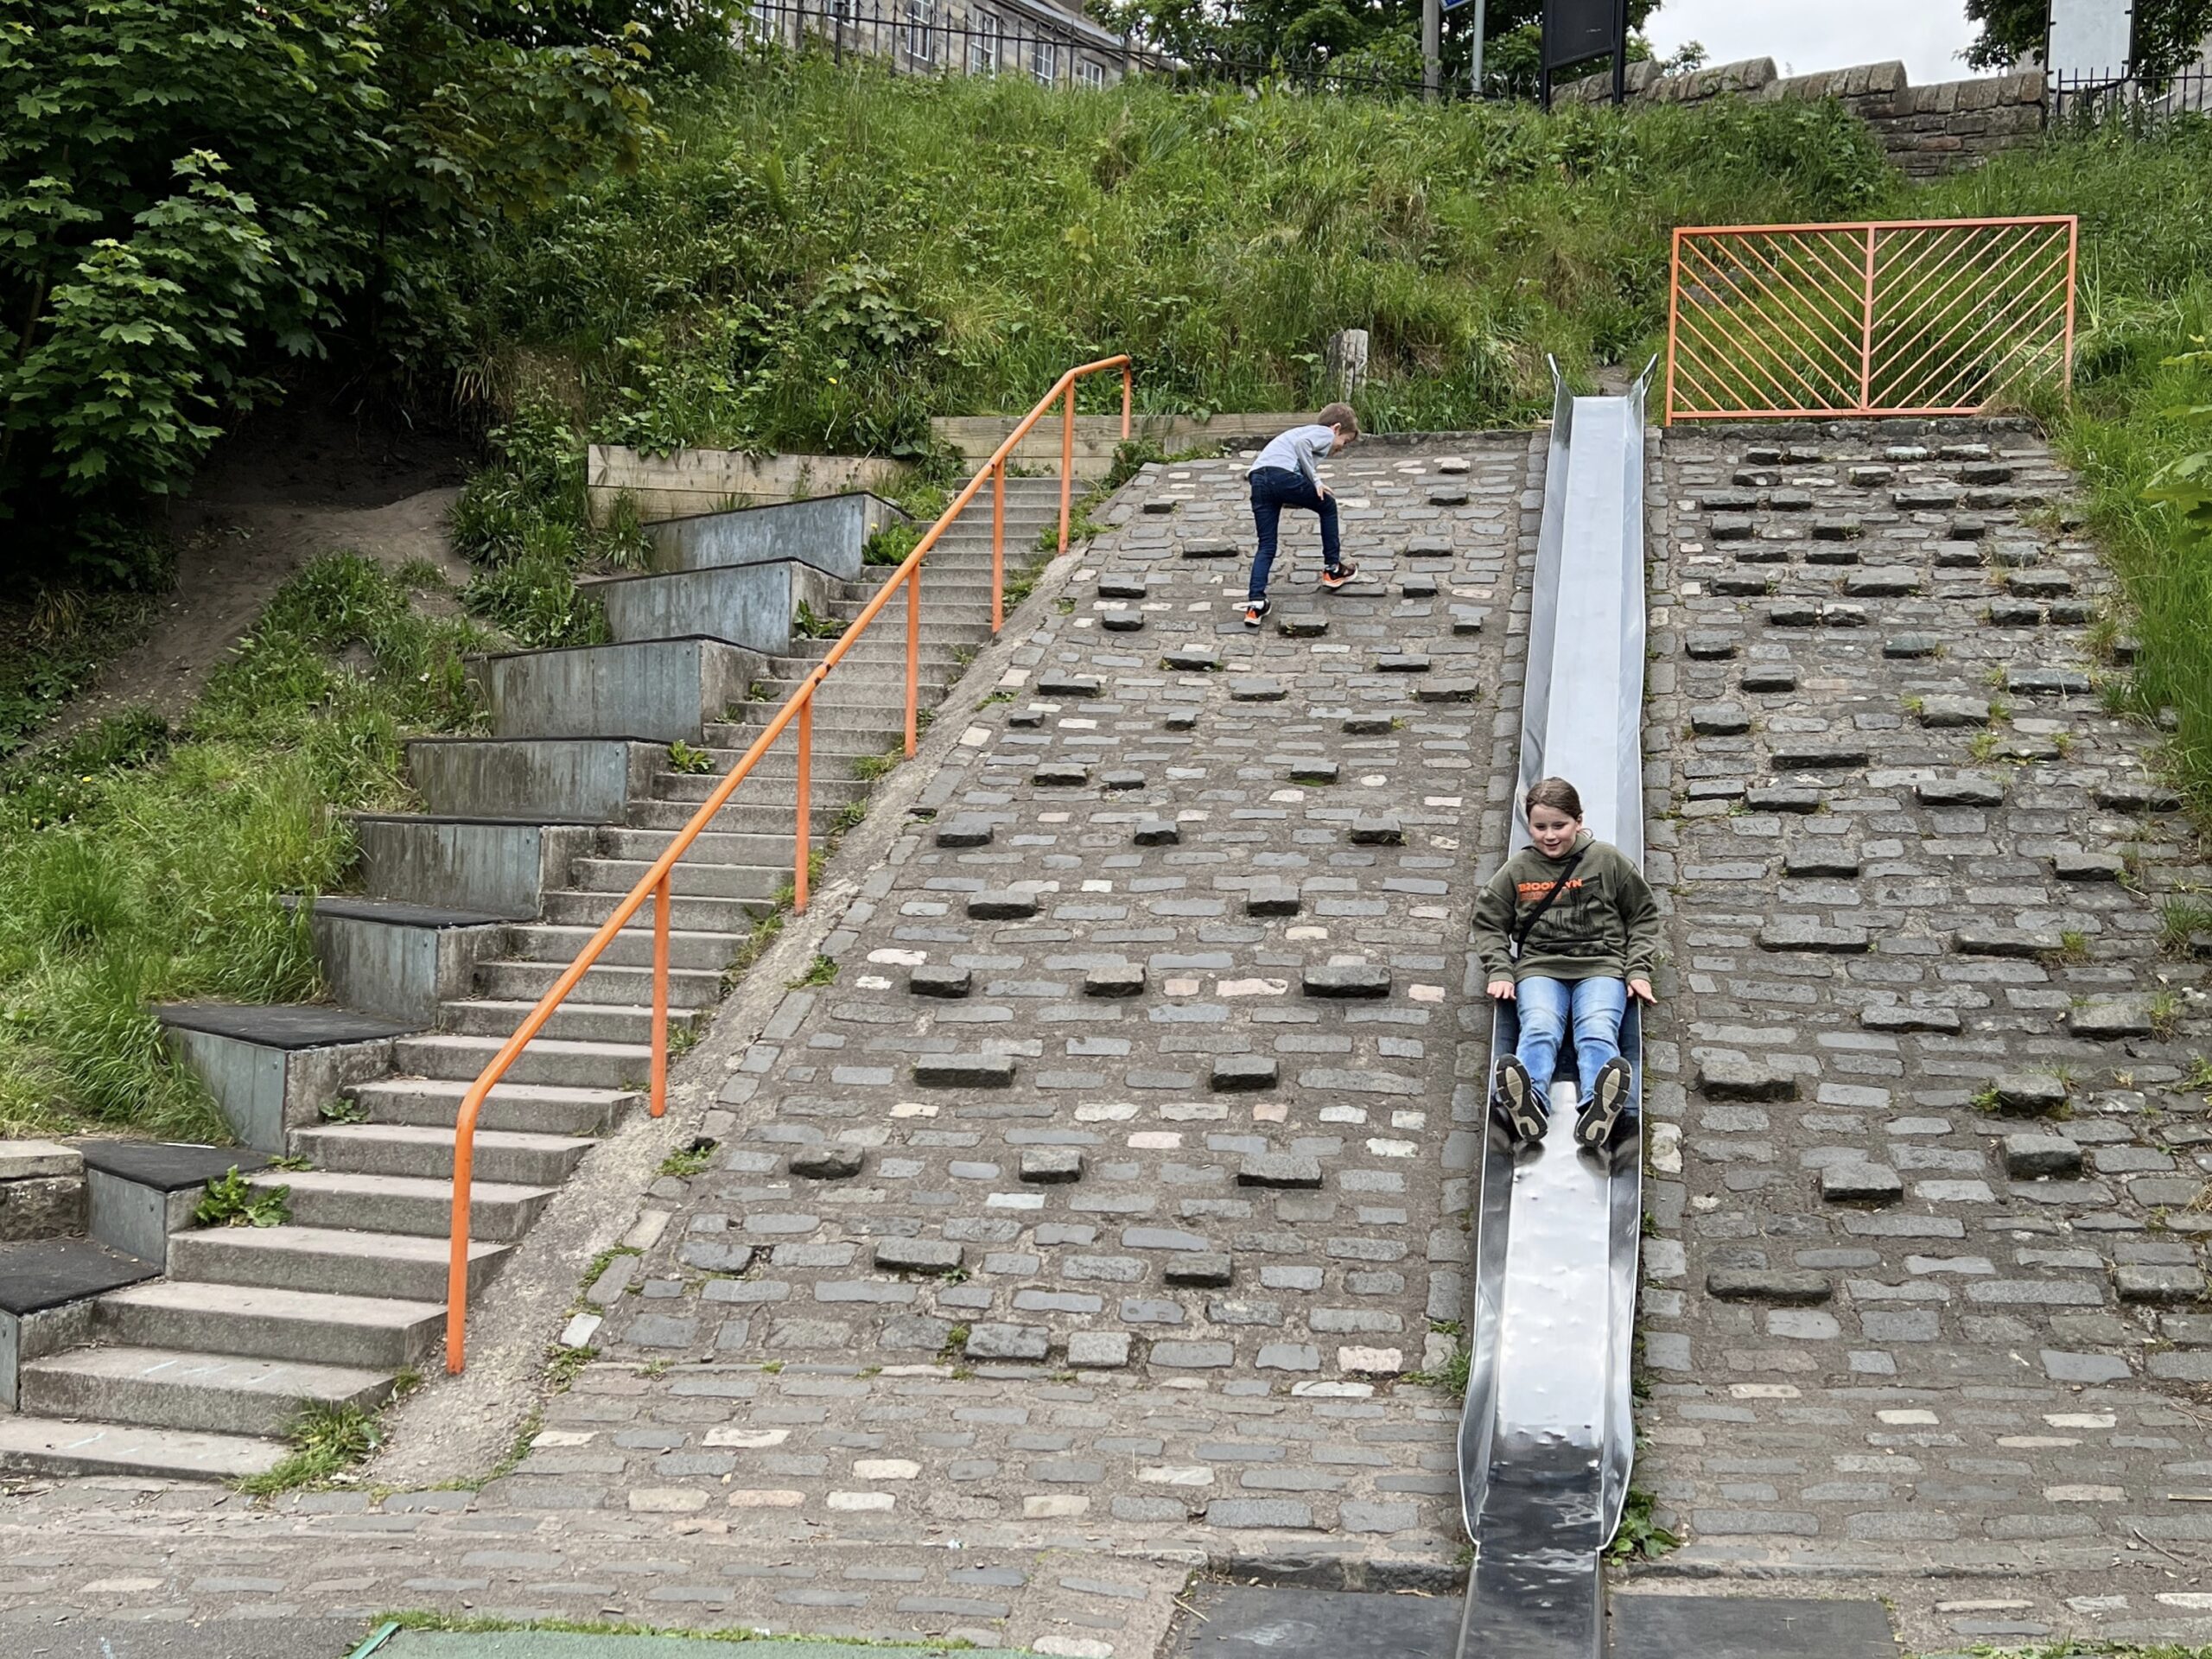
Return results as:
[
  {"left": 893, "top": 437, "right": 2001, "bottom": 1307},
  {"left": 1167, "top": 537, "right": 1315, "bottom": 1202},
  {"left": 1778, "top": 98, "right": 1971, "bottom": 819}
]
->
[
  {"left": 233, "top": 1399, "right": 386, "bottom": 1497},
  {"left": 0, "top": 584, "right": 160, "bottom": 759},
  {"left": 0, "top": 555, "right": 493, "bottom": 1139},
  {"left": 658, "top": 1140, "right": 719, "bottom": 1178},
  {"left": 789, "top": 952, "right": 837, "bottom": 988},
  {"left": 1404, "top": 1338, "right": 1471, "bottom": 1394},
  {"left": 447, "top": 56, "right": 1895, "bottom": 457}
]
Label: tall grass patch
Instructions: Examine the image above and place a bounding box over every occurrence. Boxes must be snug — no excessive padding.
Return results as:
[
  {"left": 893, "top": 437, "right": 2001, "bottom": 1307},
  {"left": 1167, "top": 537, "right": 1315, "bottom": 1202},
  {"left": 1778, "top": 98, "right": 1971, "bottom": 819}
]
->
[
  {"left": 0, "top": 556, "right": 493, "bottom": 1140},
  {"left": 443, "top": 58, "right": 1895, "bottom": 454}
]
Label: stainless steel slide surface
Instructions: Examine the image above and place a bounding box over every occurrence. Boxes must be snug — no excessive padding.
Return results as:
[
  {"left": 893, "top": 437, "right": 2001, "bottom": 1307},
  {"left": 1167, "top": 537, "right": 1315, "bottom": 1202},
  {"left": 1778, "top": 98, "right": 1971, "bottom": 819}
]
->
[{"left": 1456, "top": 365, "right": 1652, "bottom": 1658}]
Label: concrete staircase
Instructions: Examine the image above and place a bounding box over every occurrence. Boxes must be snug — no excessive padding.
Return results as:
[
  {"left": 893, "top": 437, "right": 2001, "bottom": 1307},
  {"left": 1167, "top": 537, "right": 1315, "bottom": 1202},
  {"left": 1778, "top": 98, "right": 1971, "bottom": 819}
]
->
[{"left": 0, "top": 477, "right": 1068, "bottom": 1483}]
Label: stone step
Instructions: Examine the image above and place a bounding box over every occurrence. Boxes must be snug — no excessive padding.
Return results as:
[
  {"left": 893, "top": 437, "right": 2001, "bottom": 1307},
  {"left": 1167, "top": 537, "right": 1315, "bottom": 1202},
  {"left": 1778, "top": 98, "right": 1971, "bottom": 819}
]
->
[
  {"left": 679, "top": 726, "right": 906, "bottom": 760},
  {"left": 392, "top": 1030, "right": 651, "bottom": 1089},
  {"left": 294, "top": 1121, "right": 596, "bottom": 1186},
  {"left": 810, "top": 614, "right": 994, "bottom": 644},
  {"left": 570, "top": 856, "right": 784, "bottom": 903},
  {"left": 17, "top": 1344, "right": 396, "bottom": 1440},
  {"left": 715, "top": 667, "right": 963, "bottom": 705},
  {"left": 652, "top": 766, "right": 875, "bottom": 804},
  {"left": 705, "top": 713, "right": 915, "bottom": 744},
  {"left": 657, "top": 762, "right": 900, "bottom": 802},
  {"left": 92, "top": 1280, "right": 443, "bottom": 1370},
  {"left": 599, "top": 826, "right": 818, "bottom": 867},
  {"left": 0, "top": 1416, "right": 284, "bottom": 1482},
  {"left": 474, "top": 954, "right": 727, "bottom": 1007},
  {"left": 439, "top": 997, "right": 697, "bottom": 1046},
  {"left": 625, "top": 798, "right": 868, "bottom": 836},
  {"left": 535, "top": 888, "right": 772, "bottom": 938},
  {"left": 347, "top": 1074, "right": 637, "bottom": 1135},
  {"left": 168, "top": 1224, "right": 510, "bottom": 1302},
  {"left": 258, "top": 1169, "right": 553, "bottom": 1242}
]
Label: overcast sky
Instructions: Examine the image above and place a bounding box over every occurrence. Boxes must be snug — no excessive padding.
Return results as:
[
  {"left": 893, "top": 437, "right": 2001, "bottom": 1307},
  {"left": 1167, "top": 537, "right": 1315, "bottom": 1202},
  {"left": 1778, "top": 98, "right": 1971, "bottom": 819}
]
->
[{"left": 1643, "top": 1, "right": 1983, "bottom": 87}]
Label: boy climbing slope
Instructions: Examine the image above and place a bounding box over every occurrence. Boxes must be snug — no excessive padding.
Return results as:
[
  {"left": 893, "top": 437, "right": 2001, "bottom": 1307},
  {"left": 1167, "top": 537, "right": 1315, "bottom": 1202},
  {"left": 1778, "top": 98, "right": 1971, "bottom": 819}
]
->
[{"left": 1241, "top": 403, "right": 1363, "bottom": 627}]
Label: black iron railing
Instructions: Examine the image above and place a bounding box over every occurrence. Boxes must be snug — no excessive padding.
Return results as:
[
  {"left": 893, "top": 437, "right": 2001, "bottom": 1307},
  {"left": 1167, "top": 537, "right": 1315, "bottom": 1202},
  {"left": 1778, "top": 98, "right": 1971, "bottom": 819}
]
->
[
  {"left": 2051, "top": 64, "right": 2212, "bottom": 126},
  {"left": 738, "top": 0, "right": 1442, "bottom": 99}
]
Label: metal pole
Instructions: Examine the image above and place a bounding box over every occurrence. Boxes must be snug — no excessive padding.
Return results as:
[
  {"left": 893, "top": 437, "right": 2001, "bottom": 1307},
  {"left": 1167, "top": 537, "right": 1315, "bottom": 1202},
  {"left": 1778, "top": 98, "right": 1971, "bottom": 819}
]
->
[
  {"left": 1611, "top": 0, "right": 1627, "bottom": 105},
  {"left": 1470, "top": 0, "right": 1486, "bottom": 96},
  {"left": 904, "top": 568, "right": 919, "bottom": 757},
  {"left": 650, "top": 874, "right": 670, "bottom": 1116},
  {"left": 1539, "top": 0, "right": 1552, "bottom": 111},
  {"left": 1859, "top": 225, "right": 1878, "bottom": 415},
  {"left": 794, "top": 690, "right": 812, "bottom": 912},
  {"left": 1058, "top": 383, "right": 1075, "bottom": 555},
  {"left": 1422, "top": 0, "right": 1441, "bottom": 100},
  {"left": 991, "top": 461, "right": 1006, "bottom": 633}
]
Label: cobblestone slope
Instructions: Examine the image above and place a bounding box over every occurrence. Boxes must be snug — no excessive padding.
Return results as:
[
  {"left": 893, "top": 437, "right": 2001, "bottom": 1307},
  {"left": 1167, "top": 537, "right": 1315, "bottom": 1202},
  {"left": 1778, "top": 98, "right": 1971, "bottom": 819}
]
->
[
  {"left": 1635, "top": 423, "right": 2212, "bottom": 1651},
  {"left": 14, "top": 421, "right": 2212, "bottom": 1657},
  {"left": 551, "top": 437, "right": 1539, "bottom": 1598}
]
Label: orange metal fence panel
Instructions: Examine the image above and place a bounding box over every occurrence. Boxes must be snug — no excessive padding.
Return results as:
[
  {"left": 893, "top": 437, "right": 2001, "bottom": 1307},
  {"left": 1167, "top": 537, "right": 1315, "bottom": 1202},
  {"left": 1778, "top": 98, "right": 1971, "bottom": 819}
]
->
[
  {"left": 440, "top": 355, "right": 1134, "bottom": 1374},
  {"left": 1665, "top": 216, "right": 2078, "bottom": 423}
]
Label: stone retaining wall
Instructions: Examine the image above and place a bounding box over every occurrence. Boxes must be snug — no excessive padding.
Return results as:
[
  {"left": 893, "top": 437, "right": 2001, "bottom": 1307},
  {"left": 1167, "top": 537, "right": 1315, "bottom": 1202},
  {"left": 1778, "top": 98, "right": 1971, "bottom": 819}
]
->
[{"left": 1563, "top": 56, "right": 2048, "bottom": 179}]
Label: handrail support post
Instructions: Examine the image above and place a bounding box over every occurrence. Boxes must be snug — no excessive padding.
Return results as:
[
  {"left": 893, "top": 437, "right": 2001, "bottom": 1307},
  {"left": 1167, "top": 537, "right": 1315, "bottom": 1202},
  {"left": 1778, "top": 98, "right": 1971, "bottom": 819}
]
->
[
  {"left": 650, "top": 873, "right": 671, "bottom": 1116},
  {"left": 1058, "top": 381, "right": 1076, "bottom": 555},
  {"left": 795, "top": 689, "right": 813, "bottom": 912},
  {"left": 991, "top": 462, "right": 1005, "bottom": 634},
  {"left": 905, "top": 568, "right": 920, "bottom": 757}
]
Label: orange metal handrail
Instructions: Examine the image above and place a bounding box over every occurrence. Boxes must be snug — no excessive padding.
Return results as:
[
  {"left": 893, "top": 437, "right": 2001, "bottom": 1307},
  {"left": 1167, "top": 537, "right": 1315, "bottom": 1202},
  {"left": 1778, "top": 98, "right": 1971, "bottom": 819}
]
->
[
  {"left": 442, "top": 354, "right": 1133, "bottom": 1372},
  {"left": 1663, "top": 215, "right": 2078, "bottom": 423}
]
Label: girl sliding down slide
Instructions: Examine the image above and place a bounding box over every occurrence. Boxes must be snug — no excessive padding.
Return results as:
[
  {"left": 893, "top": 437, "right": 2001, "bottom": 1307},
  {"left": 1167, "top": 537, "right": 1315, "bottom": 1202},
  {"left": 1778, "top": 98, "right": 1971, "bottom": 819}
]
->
[{"left": 1471, "top": 777, "right": 1660, "bottom": 1150}]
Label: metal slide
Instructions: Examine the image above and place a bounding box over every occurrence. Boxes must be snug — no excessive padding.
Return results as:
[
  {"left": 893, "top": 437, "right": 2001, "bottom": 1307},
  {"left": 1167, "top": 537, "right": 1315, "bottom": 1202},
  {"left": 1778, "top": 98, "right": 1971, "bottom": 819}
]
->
[{"left": 1454, "top": 362, "right": 1653, "bottom": 1657}]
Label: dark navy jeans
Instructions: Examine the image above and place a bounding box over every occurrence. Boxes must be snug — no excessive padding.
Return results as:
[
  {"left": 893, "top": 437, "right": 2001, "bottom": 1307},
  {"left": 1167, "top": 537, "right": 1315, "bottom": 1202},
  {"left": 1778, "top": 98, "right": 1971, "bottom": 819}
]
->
[{"left": 1246, "top": 466, "right": 1341, "bottom": 601}]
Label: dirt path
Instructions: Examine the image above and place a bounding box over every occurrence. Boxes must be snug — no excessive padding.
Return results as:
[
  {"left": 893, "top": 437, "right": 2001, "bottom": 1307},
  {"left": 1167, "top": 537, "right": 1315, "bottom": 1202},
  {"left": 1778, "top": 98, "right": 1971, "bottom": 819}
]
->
[
  {"left": 46, "top": 490, "right": 468, "bottom": 741},
  {"left": 43, "top": 397, "right": 477, "bottom": 742}
]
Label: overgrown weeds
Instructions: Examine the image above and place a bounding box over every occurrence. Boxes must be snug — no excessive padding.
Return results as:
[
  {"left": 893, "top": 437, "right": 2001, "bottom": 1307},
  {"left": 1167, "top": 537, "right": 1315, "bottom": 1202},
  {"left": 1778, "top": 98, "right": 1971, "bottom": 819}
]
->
[
  {"left": 233, "top": 1400, "right": 385, "bottom": 1497},
  {"left": 1605, "top": 1488, "right": 1679, "bottom": 1561},
  {"left": 0, "top": 556, "right": 492, "bottom": 1138}
]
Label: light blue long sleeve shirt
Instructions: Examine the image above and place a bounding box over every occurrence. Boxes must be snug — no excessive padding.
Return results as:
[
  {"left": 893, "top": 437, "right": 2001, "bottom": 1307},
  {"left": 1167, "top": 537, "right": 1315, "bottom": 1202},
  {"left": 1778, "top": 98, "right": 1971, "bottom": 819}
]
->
[{"left": 1249, "top": 423, "right": 1337, "bottom": 490}]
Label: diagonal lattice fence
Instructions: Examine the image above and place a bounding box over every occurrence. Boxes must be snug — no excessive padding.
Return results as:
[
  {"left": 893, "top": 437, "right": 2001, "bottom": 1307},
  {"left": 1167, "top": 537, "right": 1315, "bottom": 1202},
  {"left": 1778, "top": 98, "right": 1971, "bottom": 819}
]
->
[{"left": 1664, "top": 217, "right": 2079, "bottom": 423}]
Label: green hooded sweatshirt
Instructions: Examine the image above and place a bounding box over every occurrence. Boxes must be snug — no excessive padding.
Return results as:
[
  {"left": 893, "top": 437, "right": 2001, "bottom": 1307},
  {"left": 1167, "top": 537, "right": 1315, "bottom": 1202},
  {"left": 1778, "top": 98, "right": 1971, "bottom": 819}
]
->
[{"left": 1471, "top": 830, "right": 1662, "bottom": 985}]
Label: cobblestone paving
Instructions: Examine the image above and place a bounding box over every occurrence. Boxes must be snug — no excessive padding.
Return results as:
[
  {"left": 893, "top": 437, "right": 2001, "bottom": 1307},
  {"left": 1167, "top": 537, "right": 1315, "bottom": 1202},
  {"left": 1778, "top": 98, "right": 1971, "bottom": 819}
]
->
[
  {"left": 532, "top": 436, "right": 1541, "bottom": 1624},
  {"left": 0, "top": 440, "right": 1537, "bottom": 1656},
  {"left": 19, "top": 422, "right": 2212, "bottom": 1656},
  {"left": 1632, "top": 421, "right": 2212, "bottom": 1650},
  {"left": 0, "top": 1483, "right": 1182, "bottom": 1656}
]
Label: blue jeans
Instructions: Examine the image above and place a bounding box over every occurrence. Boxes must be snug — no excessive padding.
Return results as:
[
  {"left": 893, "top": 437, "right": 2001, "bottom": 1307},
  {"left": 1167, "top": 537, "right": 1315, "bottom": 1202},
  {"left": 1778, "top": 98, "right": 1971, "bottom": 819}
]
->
[
  {"left": 1515, "top": 975, "right": 1628, "bottom": 1116},
  {"left": 1246, "top": 466, "right": 1341, "bottom": 601}
]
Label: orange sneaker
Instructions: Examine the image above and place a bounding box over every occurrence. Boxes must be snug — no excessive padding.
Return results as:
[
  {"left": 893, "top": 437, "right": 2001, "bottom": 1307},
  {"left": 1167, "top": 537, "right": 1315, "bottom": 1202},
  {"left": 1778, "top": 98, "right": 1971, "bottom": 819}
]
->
[{"left": 1320, "top": 562, "right": 1361, "bottom": 592}]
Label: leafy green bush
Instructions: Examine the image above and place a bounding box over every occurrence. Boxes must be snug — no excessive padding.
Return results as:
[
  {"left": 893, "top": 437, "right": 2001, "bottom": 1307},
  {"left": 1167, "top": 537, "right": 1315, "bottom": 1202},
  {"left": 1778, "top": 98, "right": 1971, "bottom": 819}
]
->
[
  {"left": 449, "top": 397, "right": 648, "bottom": 646},
  {"left": 0, "top": 555, "right": 492, "bottom": 1139},
  {"left": 2, "top": 0, "right": 706, "bottom": 577}
]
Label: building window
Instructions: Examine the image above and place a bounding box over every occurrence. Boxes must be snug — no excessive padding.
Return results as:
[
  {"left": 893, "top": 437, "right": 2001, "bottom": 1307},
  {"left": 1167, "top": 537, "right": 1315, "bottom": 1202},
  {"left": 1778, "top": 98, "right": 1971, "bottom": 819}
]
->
[
  {"left": 1029, "top": 35, "right": 1057, "bottom": 84},
  {"left": 904, "top": 0, "right": 934, "bottom": 65},
  {"left": 969, "top": 10, "right": 1001, "bottom": 74},
  {"left": 1077, "top": 57, "right": 1105, "bottom": 88}
]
